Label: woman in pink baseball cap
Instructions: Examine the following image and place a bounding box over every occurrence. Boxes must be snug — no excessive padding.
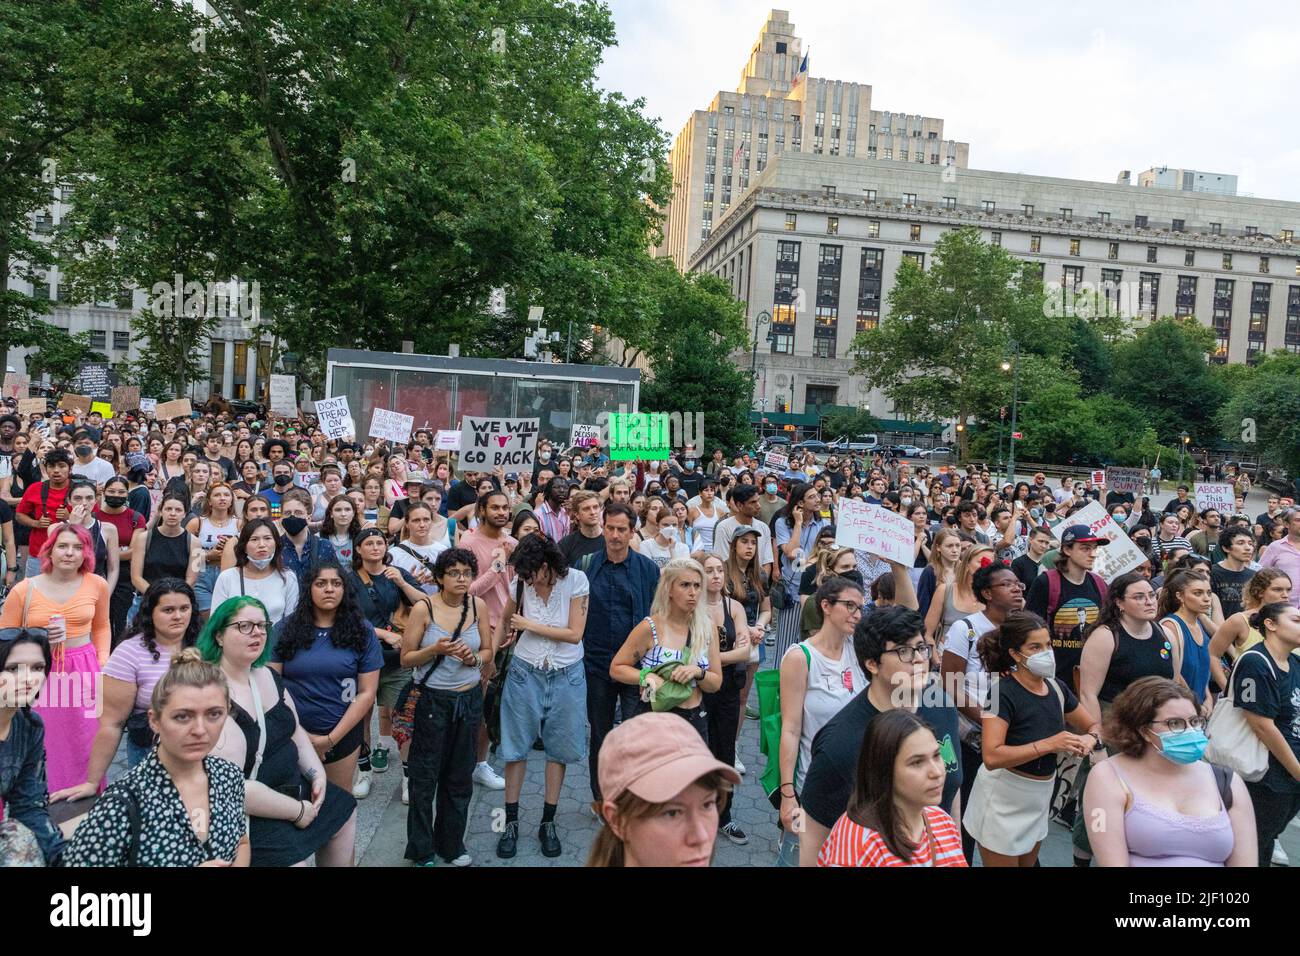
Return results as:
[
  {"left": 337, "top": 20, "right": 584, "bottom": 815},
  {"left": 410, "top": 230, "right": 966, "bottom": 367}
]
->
[{"left": 586, "top": 712, "right": 740, "bottom": 867}]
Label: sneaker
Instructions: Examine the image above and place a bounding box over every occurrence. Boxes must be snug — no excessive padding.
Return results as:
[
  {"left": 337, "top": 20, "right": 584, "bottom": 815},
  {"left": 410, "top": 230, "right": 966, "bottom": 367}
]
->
[
  {"left": 371, "top": 745, "right": 390, "bottom": 774},
  {"left": 538, "top": 821, "right": 562, "bottom": 858},
  {"left": 720, "top": 822, "right": 749, "bottom": 846},
  {"left": 734, "top": 758, "right": 746, "bottom": 775},
  {"left": 415, "top": 859, "right": 437, "bottom": 867},
  {"left": 496, "top": 821, "right": 519, "bottom": 859},
  {"left": 1273, "top": 841, "right": 1290, "bottom": 867},
  {"left": 450, "top": 853, "right": 472, "bottom": 867},
  {"left": 352, "top": 769, "right": 372, "bottom": 799},
  {"left": 401, "top": 776, "right": 409, "bottom": 806},
  {"left": 473, "top": 762, "right": 505, "bottom": 790},
  {"left": 745, "top": 706, "right": 760, "bottom": 721}
]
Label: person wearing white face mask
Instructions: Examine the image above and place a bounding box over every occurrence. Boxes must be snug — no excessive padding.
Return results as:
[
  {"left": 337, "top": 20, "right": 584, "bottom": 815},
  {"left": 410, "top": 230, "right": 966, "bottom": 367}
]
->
[
  {"left": 639, "top": 511, "right": 690, "bottom": 569},
  {"left": 209, "top": 517, "right": 300, "bottom": 625},
  {"left": 963, "top": 610, "right": 1100, "bottom": 867}
]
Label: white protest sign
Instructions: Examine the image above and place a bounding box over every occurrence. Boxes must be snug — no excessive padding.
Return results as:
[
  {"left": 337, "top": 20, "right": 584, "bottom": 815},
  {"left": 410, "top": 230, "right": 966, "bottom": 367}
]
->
[
  {"left": 314, "top": 395, "right": 353, "bottom": 439},
  {"left": 368, "top": 408, "right": 414, "bottom": 444},
  {"left": 434, "top": 429, "right": 461, "bottom": 451},
  {"left": 764, "top": 452, "right": 790, "bottom": 471},
  {"left": 834, "top": 498, "right": 914, "bottom": 566},
  {"left": 1048, "top": 500, "right": 1145, "bottom": 583},
  {"left": 269, "top": 374, "right": 298, "bottom": 417},
  {"left": 293, "top": 471, "right": 321, "bottom": 490},
  {"left": 1090, "top": 470, "right": 1106, "bottom": 487},
  {"left": 571, "top": 423, "right": 600, "bottom": 448},
  {"left": 458, "top": 416, "right": 539, "bottom": 469},
  {"left": 1105, "top": 467, "right": 1145, "bottom": 495},
  {"left": 139, "top": 398, "right": 157, "bottom": 415},
  {"left": 1194, "top": 482, "right": 1235, "bottom": 514}
]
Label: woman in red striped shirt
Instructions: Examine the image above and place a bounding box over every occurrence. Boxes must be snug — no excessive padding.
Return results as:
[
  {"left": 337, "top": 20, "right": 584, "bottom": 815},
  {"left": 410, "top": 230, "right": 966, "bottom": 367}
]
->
[{"left": 818, "top": 709, "right": 967, "bottom": 867}]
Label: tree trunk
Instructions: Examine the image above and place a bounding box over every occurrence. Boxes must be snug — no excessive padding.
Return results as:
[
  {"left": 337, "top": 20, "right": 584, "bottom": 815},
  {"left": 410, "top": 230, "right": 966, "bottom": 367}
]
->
[{"left": 957, "top": 398, "right": 968, "bottom": 461}]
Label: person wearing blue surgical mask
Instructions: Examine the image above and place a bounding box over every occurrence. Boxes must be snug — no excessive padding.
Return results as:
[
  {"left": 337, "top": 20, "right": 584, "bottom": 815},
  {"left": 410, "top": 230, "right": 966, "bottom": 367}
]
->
[{"left": 1083, "top": 676, "right": 1256, "bottom": 867}]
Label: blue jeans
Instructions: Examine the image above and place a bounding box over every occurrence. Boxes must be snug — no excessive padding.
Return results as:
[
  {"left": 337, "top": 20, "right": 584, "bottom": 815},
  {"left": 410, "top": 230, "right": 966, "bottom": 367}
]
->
[
  {"left": 24, "top": 555, "right": 41, "bottom": 579},
  {"left": 126, "top": 737, "right": 152, "bottom": 769},
  {"left": 499, "top": 658, "right": 588, "bottom": 764}
]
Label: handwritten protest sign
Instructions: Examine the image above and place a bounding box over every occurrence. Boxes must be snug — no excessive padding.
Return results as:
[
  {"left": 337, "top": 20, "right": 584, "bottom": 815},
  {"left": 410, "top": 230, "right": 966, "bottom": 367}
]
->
[
  {"left": 570, "top": 424, "right": 600, "bottom": 448},
  {"left": 458, "top": 417, "right": 539, "bottom": 469},
  {"left": 368, "top": 408, "right": 414, "bottom": 444},
  {"left": 110, "top": 385, "right": 140, "bottom": 411},
  {"left": 764, "top": 452, "right": 790, "bottom": 471},
  {"left": 73, "top": 362, "right": 113, "bottom": 400},
  {"left": 18, "top": 397, "right": 46, "bottom": 417},
  {"left": 269, "top": 375, "right": 298, "bottom": 417},
  {"left": 154, "top": 398, "right": 192, "bottom": 420},
  {"left": 3, "top": 373, "right": 29, "bottom": 401},
  {"left": 1048, "top": 501, "right": 1145, "bottom": 583},
  {"left": 834, "top": 498, "right": 914, "bottom": 566},
  {"left": 1194, "top": 482, "right": 1235, "bottom": 514},
  {"left": 1105, "top": 467, "right": 1146, "bottom": 495},
  {"left": 314, "top": 396, "right": 354, "bottom": 439},
  {"left": 434, "top": 430, "right": 461, "bottom": 452},
  {"left": 139, "top": 398, "right": 157, "bottom": 415},
  {"left": 59, "top": 394, "right": 92, "bottom": 414}
]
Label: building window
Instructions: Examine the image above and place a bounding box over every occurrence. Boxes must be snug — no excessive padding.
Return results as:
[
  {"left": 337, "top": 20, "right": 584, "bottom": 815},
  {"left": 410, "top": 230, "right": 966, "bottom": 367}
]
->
[
  {"left": 1069, "top": 239, "right": 1081, "bottom": 257},
  {"left": 1287, "top": 286, "right": 1300, "bottom": 352},
  {"left": 857, "top": 248, "right": 884, "bottom": 330},
  {"left": 1029, "top": 235, "right": 1042, "bottom": 254},
  {"left": 1099, "top": 211, "right": 1111, "bottom": 223},
  {"left": 1176, "top": 275, "right": 1198, "bottom": 317},
  {"left": 1250, "top": 283, "right": 1271, "bottom": 357},
  {"left": 1134, "top": 215, "right": 1148, "bottom": 229},
  {"left": 865, "top": 189, "right": 877, "bottom": 202},
  {"left": 1210, "top": 222, "right": 1222, "bottom": 235},
  {"left": 89, "top": 330, "right": 106, "bottom": 349},
  {"left": 822, "top": 185, "right": 836, "bottom": 199},
  {"left": 1246, "top": 226, "right": 1258, "bottom": 236},
  {"left": 1223, "top": 253, "right": 1233, "bottom": 270},
  {"left": 770, "top": 332, "right": 793, "bottom": 354},
  {"left": 33, "top": 276, "right": 52, "bottom": 301},
  {"left": 1185, "top": 249, "right": 1195, "bottom": 267},
  {"left": 909, "top": 223, "right": 921, "bottom": 241},
  {"left": 826, "top": 216, "right": 839, "bottom": 235},
  {"left": 785, "top": 213, "right": 797, "bottom": 231},
  {"left": 902, "top": 192, "right": 916, "bottom": 206},
  {"left": 1260, "top": 256, "right": 1270, "bottom": 274},
  {"left": 1101, "top": 268, "right": 1123, "bottom": 314},
  {"left": 990, "top": 231, "right": 1002, "bottom": 247},
  {"left": 1172, "top": 218, "right": 1185, "bottom": 232},
  {"left": 1107, "top": 242, "right": 1119, "bottom": 260},
  {"left": 1139, "top": 272, "right": 1160, "bottom": 318},
  {"left": 1022, "top": 204, "right": 1034, "bottom": 217},
  {"left": 868, "top": 220, "right": 880, "bottom": 238},
  {"left": 903, "top": 251, "right": 925, "bottom": 268},
  {"left": 982, "top": 200, "right": 996, "bottom": 214},
  {"left": 1062, "top": 265, "right": 1084, "bottom": 291},
  {"left": 1213, "top": 278, "right": 1234, "bottom": 335},
  {"left": 1282, "top": 229, "right": 1294, "bottom": 242},
  {"left": 723, "top": 106, "right": 733, "bottom": 115},
  {"left": 813, "top": 337, "right": 834, "bottom": 358},
  {"left": 112, "top": 330, "right": 129, "bottom": 351},
  {"left": 1060, "top": 208, "right": 1073, "bottom": 221},
  {"left": 943, "top": 196, "right": 956, "bottom": 210},
  {"left": 1147, "top": 246, "right": 1158, "bottom": 263}
]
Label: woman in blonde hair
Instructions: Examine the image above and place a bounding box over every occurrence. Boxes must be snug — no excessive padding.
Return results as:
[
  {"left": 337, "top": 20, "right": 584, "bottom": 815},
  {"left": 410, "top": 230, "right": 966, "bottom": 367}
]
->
[
  {"left": 917, "top": 527, "right": 962, "bottom": 627},
  {"left": 64, "top": 648, "right": 250, "bottom": 867},
  {"left": 610, "top": 558, "right": 723, "bottom": 739},
  {"left": 926, "top": 542, "right": 992, "bottom": 645}
]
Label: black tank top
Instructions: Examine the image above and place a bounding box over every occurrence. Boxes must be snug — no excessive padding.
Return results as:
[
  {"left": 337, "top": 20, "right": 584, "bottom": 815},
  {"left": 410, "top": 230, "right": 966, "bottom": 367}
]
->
[
  {"left": 730, "top": 582, "right": 760, "bottom": 627},
  {"left": 88, "top": 520, "right": 110, "bottom": 582},
  {"left": 1099, "top": 620, "right": 1175, "bottom": 703},
  {"left": 143, "top": 527, "right": 190, "bottom": 584},
  {"left": 716, "top": 598, "right": 737, "bottom": 653}
]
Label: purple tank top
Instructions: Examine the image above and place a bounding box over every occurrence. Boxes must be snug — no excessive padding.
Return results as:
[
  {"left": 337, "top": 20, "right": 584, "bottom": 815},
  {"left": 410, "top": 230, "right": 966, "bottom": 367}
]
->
[{"left": 1114, "top": 764, "right": 1233, "bottom": 866}]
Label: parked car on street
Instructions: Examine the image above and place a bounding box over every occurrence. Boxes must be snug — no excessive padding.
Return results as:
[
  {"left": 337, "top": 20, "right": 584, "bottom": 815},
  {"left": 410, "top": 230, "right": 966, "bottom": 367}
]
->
[{"left": 918, "top": 446, "right": 953, "bottom": 460}]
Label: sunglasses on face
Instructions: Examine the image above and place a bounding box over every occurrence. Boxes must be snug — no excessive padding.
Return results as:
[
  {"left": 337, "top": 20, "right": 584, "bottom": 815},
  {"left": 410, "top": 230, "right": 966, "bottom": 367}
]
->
[{"left": 0, "top": 627, "right": 49, "bottom": 643}]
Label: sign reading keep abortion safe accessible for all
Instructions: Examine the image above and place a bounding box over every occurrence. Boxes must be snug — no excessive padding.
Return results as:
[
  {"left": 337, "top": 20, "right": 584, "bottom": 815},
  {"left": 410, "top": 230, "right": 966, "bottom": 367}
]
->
[
  {"left": 458, "top": 417, "right": 539, "bottom": 469},
  {"left": 834, "top": 498, "right": 915, "bottom": 566}
]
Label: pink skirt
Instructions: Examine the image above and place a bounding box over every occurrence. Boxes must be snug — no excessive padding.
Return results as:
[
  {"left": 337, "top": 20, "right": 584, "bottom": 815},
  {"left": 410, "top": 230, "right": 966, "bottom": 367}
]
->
[{"left": 31, "top": 641, "right": 104, "bottom": 795}]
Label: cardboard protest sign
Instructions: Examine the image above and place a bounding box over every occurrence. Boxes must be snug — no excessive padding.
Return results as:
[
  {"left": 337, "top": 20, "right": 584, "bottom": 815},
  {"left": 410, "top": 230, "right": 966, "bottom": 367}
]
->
[
  {"left": 17, "top": 397, "right": 47, "bottom": 417},
  {"left": 154, "top": 398, "right": 193, "bottom": 420},
  {"left": 269, "top": 375, "right": 298, "bottom": 417},
  {"left": 570, "top": 424, "right": 600, "bottom": 448},
  {"left": 90, "top": 401, "right": 113, "bottom": 420},
  {"left": 834, "top": 498, "right": 914, "bottom": 566},
  {"left": 59, "top": 393, "right": 92, "bottom": 414},
  {"left": 368, "top": 408, "right": 415, "bottom": 444},
  {"left": 3, "top": 373, "right": 29, "bottom": 401},
  {"left": 458, "top": 417, "right": 539, "bottom": 469},
  {"left": 764, "top": 452, "right": 790, "bottom": 471},
  {"left": 434, "top": 429, "right": 461, "bottom": 451},
  {"left": 110, "top": 385, "right": 140, "bottom": 411},
  {"left": 314, "top": 396, "right": 354, "bottom": 439},
  {"left": 1048, "top": 501, "right": 1146, "bottom": 583},
  {"left": 1194, "top": 482, "right": 1235, "bottom": 514},
  {"left": 1105, "top": 467, "right": 1145, "bottom": 495}
]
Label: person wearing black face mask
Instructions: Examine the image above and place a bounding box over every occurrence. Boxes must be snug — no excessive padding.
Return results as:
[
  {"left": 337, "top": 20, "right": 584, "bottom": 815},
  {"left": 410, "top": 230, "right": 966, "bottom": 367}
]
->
[
  {"left": 264, "top": 462, "right": 296, "bottom": 519},
  {"left": 71, "top": 433, "right": 115, "bottom": 489},
  {"left": 96, "top": 476, "right": 148, "bottom": 646}
]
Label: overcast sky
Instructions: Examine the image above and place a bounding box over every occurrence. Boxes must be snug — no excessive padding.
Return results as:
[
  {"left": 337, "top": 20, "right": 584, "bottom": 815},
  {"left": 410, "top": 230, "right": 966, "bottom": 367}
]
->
[{"left": 598, "top": 1, "right": 1300, "bottom": 202}]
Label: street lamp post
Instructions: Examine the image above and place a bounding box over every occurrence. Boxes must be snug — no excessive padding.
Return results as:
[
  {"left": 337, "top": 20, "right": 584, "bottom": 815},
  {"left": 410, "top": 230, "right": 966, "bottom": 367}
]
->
[
  {"left": 1178, "top": 430, "right": 1190, "bottom": 484},
  {"left": 1005, "top": 341, "right": 1021, "bottom": 488},
  {"left": 750, "top": 310, "right": 770, "bottom": 432}
]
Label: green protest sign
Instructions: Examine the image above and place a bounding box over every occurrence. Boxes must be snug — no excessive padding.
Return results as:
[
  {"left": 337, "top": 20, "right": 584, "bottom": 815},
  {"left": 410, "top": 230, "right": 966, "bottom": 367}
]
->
[{"left": 609, "top": 412, "right": 670, "bottom": 461}]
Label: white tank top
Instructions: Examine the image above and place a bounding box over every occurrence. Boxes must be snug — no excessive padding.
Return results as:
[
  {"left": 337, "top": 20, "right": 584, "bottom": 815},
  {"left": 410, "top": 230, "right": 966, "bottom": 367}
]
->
[
  {"left": 692, "top": 502, "right": 720, "bottom": 552},
  {"left": 786, "top": 638, "right": 866, "bottom": 791},
  {"left": 198, "top": 515, "right": 238, "bottom": 551}
]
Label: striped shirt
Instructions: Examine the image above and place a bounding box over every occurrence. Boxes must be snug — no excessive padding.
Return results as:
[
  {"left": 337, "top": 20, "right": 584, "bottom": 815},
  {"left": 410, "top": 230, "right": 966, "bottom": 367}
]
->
[
  {"left": 818, "top": 806, "right": 967, "bottom": 868},
  {"left": 534, "top": 500, "right": 571, "bottom": 542},
  {"left": 102, "top": 634, "right": 176, "bottom": 713}
]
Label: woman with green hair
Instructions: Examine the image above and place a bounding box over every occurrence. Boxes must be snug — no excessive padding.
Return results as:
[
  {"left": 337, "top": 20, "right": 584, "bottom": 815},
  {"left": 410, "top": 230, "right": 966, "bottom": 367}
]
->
[{"left": 202, "top": 595, "right": 358, "bottom": 866}]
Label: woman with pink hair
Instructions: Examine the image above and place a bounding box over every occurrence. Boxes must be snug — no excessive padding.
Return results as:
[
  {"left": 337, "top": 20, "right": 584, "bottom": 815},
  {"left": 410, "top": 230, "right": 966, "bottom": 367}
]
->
[{"left": 0, "top": 522, "right": 111, "bottom": 792}]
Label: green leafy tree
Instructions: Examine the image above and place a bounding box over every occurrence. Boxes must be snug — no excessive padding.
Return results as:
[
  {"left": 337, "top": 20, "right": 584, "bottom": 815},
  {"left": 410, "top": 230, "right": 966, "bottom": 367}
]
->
[
  {"left": 1110, "top": 317, "right": 1227, "bottom": 446},
  {"left": 851, "top": 227, "right": 1063, "bottom": 460},
  {"left": 1217, "top": 353, "right": 1300, "bottom": 476},
  {"left": 23, "top": 327, "right": 106, "bottom": 387},
  {"left": 820, "top": 407, "right": 882, "bottom": 443}
]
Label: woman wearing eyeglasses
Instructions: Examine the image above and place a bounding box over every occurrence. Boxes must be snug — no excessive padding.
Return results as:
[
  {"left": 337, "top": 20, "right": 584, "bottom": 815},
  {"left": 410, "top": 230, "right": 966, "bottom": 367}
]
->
[
  {"left": 774, "top": 575, "right": 867, "bottom": 867},
  {"left": 203, "top": 596, "right": 358, "bottom": 866},
  {"left": 1083, "top": 676, "right": 1255, "bottom": 866}
]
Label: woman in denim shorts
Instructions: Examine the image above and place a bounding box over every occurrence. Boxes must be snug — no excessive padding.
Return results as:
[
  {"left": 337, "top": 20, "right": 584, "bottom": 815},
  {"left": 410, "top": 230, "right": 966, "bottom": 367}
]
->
[{"left": 492, "top": 534, "right": 590, "bottom": 860}]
